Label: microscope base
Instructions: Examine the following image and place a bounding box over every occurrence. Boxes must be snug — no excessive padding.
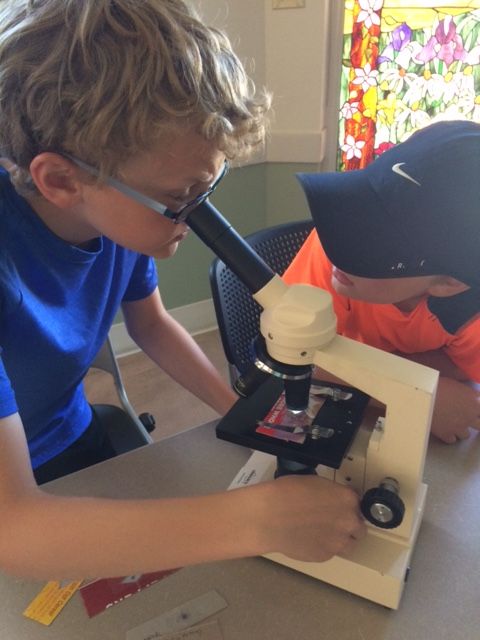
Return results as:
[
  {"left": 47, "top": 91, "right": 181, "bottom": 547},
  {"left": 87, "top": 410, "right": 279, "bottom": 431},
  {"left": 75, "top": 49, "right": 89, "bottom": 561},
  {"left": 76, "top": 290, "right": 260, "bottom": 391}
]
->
[
  {"left": 265, "top": 481, "right": 426, "bottom": 609},
  {"left": 228, "top": 451, "right": 427, "bottom": 609}
]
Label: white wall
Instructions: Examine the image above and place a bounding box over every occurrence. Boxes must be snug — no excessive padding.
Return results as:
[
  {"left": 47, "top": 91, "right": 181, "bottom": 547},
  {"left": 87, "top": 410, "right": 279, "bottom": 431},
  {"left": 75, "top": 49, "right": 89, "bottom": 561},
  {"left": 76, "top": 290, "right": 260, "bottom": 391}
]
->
[
  {"left": 194, "top": 0, "right": 266, "bottom": 89},
  {"left": 264, "top": 0, "right": 330, "bottom": 163},
  {"left": 192, "top": 0, "right": 333, "bottom": 164}
]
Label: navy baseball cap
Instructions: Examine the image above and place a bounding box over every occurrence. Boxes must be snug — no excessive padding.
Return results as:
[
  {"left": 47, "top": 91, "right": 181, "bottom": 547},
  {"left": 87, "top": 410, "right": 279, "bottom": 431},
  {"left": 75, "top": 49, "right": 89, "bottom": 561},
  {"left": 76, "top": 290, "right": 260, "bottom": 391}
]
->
[{"left": 297, "top": 120, "right": 480, "bottom": 287}]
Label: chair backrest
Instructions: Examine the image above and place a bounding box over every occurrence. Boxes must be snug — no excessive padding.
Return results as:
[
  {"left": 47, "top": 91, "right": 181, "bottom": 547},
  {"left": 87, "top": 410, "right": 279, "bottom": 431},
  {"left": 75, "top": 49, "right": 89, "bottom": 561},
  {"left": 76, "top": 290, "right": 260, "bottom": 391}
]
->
[{"left": 210, "top": 219, "right": 314, "bottom": 379}]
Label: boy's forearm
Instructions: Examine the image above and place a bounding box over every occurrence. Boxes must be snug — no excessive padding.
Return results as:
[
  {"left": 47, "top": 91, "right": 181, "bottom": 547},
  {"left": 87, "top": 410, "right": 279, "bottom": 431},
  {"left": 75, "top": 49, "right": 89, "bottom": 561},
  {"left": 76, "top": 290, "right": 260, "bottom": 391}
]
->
[
  {"left": 123, "top": 294, "right": 237, "bottom": 416},
  {"left": 430, "top": 376, "right": 480, "bottom": 443},
  {"left": 0, "top": 469, "right": 369, "bottom": 580},
  {"left": 0, "top": 414, "right": 366, "bottom": 580},
  {"left": 0, "top": 487, "right": 264, "bottom": 580},
  {"left": 135, "top": 316, "right": 237, "bottom": 415},
  {"left": 392, "top": 350, "right": 480, "bottom": 441},
  {"left": 0, "top": 415, "right": 256, "bottom": 579}
]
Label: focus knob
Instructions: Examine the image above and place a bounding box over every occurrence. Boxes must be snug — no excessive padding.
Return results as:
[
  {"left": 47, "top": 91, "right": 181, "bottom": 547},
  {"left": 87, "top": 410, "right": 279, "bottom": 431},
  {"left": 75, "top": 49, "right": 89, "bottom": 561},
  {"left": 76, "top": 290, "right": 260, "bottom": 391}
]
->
[{"left": 361, "top": 477, "right": 405, "bottom": 529}]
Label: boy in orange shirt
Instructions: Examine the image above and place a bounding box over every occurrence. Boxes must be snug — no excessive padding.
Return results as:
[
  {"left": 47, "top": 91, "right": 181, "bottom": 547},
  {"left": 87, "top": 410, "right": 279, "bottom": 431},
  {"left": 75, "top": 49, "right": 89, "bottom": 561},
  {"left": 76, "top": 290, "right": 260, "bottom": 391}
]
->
[{"left": 284, "top": 120, "right": 480, "bottom": 444}]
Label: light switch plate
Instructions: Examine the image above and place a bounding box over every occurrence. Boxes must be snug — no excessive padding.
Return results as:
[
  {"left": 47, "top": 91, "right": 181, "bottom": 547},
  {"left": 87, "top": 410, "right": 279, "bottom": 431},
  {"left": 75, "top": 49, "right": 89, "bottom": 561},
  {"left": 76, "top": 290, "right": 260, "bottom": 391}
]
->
[{"left": 272, "top": 0, "right": 306, "bottom": 9}]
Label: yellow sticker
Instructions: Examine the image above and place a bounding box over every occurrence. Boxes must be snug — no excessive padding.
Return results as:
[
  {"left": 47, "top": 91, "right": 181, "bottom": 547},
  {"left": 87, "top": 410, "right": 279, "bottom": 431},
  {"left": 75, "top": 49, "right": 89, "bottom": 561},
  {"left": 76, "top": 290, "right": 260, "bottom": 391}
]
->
[{"left": 23, "top": 580, "right": 82, "bottom": 626}]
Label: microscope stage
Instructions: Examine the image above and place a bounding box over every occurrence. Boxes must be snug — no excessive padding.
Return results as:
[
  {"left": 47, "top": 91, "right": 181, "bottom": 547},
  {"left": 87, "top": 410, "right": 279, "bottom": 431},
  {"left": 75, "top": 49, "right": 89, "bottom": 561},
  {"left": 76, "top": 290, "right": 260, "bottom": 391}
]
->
[{"left": 216, "top": 376, "right": 370, "bottom": 469}]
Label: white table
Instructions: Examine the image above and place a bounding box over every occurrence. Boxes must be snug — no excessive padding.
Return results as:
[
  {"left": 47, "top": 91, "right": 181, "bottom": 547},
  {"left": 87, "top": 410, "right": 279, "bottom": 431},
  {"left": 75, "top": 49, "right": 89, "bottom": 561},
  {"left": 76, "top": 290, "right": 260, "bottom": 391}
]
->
[{"left": 1, "top": 422, "right": 479, "bottom": 639}]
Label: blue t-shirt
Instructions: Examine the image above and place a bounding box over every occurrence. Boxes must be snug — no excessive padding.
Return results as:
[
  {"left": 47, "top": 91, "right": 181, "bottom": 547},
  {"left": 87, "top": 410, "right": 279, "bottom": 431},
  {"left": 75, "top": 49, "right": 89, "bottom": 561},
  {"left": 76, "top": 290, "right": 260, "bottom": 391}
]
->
[{"left": 0, "top": 168, "right": 158, "bottom": 468}]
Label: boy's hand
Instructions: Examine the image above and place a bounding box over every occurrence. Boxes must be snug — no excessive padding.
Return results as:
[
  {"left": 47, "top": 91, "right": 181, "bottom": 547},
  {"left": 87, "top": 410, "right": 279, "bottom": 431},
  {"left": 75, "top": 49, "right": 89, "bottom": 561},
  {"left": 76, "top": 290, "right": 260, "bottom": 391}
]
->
[
  {"left": 430, "top": 377, "right": 480, "bottom": 443},
  {"left": 255, "top": 475, "right": 366, "bottom": 562}
]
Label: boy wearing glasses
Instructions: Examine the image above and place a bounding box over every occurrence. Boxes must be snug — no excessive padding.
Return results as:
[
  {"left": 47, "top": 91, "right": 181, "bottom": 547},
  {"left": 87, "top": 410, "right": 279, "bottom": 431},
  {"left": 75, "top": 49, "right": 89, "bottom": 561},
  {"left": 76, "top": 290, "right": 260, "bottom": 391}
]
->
[{"left": 0, "top": 0, "right": 365, "bottom": 580}]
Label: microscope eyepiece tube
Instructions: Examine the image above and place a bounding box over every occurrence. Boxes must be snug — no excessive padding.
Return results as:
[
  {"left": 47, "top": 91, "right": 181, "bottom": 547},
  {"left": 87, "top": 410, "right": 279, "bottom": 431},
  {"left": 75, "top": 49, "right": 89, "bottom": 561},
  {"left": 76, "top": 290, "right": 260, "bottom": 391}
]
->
[{"left": 187, "top": 201, "right": 274, "bottom": 294}]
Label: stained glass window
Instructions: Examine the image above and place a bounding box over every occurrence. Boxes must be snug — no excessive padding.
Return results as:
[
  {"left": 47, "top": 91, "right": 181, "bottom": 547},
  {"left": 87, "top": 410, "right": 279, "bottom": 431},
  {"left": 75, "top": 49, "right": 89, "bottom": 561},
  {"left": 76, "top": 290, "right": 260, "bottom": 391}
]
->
[{"left": 338, "top": 1, "right": 480, "bottom": 170}]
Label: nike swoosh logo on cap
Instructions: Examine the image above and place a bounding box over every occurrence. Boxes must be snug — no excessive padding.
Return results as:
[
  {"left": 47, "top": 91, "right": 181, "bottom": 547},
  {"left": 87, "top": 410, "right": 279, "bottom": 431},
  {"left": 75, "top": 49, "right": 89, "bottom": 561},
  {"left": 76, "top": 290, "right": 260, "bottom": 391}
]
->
[{"left": 392, "top": 162, "right": 421, "bottom": 186}]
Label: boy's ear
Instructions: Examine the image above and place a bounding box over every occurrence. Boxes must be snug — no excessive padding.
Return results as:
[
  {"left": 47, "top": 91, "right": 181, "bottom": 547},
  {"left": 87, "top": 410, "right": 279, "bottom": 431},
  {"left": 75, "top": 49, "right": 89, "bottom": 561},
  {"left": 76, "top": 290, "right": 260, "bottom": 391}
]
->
[
  {"left": 29, "top": 153, "right": 83, "bottom": 208},
  {"left": 427, "top": 276, "right": 470, "bottom": 298}
]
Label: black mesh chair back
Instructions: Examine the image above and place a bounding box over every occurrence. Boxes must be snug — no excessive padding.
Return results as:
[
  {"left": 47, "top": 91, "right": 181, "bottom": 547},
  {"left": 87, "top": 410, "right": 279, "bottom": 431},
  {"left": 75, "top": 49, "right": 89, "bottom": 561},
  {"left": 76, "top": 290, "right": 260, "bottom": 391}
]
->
[{"left": 210, "top": 219, "right": 314, "bottom": 382}]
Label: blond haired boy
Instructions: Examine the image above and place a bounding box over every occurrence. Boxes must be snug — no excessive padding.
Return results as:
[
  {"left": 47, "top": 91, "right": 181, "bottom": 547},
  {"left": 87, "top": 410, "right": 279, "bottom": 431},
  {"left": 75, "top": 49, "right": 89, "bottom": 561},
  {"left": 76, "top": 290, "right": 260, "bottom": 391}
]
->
[{"left": 0, "top": 0, "right": 365, "bottom": 579}]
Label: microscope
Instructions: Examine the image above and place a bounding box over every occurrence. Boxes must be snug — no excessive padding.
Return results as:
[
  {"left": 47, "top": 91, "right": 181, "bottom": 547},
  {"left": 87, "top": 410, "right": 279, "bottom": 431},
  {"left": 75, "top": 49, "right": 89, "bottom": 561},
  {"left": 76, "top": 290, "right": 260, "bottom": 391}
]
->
[{"left": 187, "top": 200, "right": 438, "bottom": 609}]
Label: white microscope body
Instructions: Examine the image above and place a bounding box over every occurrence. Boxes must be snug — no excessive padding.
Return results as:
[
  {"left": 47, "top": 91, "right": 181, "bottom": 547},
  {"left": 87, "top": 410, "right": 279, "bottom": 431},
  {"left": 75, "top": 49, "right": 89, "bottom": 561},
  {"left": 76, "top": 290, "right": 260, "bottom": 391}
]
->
[
  {"left": 251, "top": 275, "right": 438, "bottom": 609},
  {"left": 186, "top": 201, "right": 438, "bottom": 609}
]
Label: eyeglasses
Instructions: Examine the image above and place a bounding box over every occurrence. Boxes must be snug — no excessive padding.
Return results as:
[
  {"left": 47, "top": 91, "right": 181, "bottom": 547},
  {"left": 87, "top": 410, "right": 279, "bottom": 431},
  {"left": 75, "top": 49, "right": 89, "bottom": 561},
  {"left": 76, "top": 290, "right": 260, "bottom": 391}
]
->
[{"left": 65, "top": 154, "right": 229, "bottom": 224}]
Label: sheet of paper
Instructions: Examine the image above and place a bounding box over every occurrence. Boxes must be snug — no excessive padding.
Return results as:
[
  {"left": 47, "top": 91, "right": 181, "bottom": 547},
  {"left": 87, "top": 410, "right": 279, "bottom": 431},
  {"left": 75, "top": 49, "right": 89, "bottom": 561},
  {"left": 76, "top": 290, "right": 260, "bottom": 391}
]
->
[
  {"left": 126, "top": 590, "right": 227, "bottom": 640},
  {"left": 227, "top": 449, "right": 275, "bottom": 490}
]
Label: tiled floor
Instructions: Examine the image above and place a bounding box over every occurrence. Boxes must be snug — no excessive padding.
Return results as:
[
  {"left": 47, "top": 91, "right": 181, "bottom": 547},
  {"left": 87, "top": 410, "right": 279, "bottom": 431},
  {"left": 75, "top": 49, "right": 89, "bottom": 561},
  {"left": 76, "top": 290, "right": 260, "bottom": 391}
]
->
[{"left": 84, "top": 329, "right": 230, "bottom": 441}]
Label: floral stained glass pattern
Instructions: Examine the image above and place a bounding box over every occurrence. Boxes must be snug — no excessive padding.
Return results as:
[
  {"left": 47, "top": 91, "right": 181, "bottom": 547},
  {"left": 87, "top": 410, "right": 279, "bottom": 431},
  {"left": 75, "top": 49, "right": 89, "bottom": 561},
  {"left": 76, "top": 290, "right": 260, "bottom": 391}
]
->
[{"left": 338, "top": 1, "right": 480, "bottom": 170}]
